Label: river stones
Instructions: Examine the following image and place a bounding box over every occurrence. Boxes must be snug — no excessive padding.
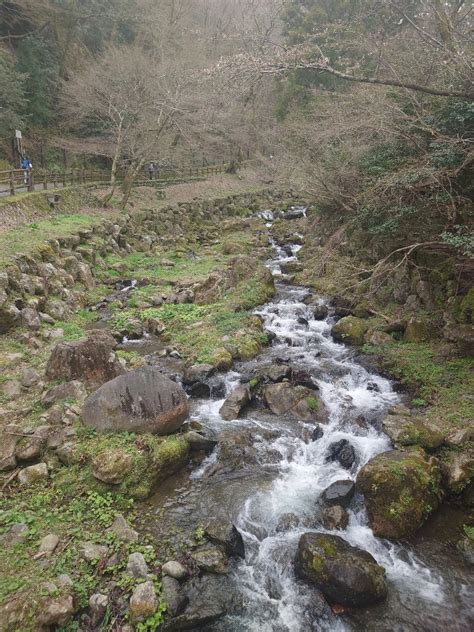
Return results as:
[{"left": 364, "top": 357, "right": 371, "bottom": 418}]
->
[
  {"left": 382, "top": 413, "right": 445, "bottom": 450},
  {"left": 45, "top": 330, "right": 124, "bottom": 388},
  {"left": 204, "top": 520, "right": 245, "bottom": 558},
  {"left": 331, "top": 316, "right": 368, "bottom": 346},
  {"left": 294, "top": 533, "right": 388, "bottom": 607},
  {"left": 313, "top": 304, "right": 329, "bottom": 320},
  {"left": 356, "top": 449, "right": 442, "bottom": 538},
  {"left": 326, "top": 439, "right": 356, "bottom": 469},
  {"left": 219, "top": 385, "right": 250, "bottom": 421},
  {"left": 81, "top": 366, "right": 189, "bottom": 435},
  {"left": 321, "top": 506, "right": 349, "bottom": 530},
  {"left": 321, "top": 480, "right": 355, "bottom": 507},
  {"left": 263, "top": 382, "right": 327, "bottom": 423}
]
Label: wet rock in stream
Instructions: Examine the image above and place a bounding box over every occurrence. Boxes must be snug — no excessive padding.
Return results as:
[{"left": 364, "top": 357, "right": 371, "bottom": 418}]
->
[{"left": 326, "top": 439, "right": 356, "bottom": 469}]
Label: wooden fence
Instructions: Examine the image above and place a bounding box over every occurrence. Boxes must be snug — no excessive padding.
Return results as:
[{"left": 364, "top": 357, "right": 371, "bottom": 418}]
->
[{"left": 0, "top": 162, "right": 234, "bottom": 197}]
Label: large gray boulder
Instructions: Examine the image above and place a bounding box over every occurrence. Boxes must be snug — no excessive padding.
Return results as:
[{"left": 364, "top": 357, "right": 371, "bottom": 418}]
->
[
  {"left": 82, "top": 366, "right": 189, "bottom": 434},
  {"left": 295, "top": 533, "right": 387, "bottom": 607}
]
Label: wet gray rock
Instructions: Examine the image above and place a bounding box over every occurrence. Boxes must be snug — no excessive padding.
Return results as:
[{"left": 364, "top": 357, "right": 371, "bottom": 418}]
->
[
  {"left": 162, "top": 576, "right": 188, "bottom": 616},
  {"left": 254, "top": 363, "right": 291, "bottom": 383},
  {"left": 326, "top": 439, "right": 356, "bottom": 469},
  {"left": 321, "top": 480, "right": 355, "bottom": 507},
  {"left": 190, "top": 545, "right": 229, "bottom": 574},
  {"left": 295, "top": 533, "right": 387, "bottom": 607},
  {"left": 313, "top": 304, "right": 329, "bottom": 320},
  {"left": 321, "top": 505, "right": 349, "bottom": 530},
  {"left": 182, "top": 364, "right": 215, "bottom": 385},
  {"left": 219, "top": 385, "right": 250, "bottom": 421},
  {"left": 45, "top": 330, "right": 124, "bottom": 388},
  {"left": 204, "top": 520, "right": 245, "bottom": 558},
  {"left": 161, "top": 575, "right": 232, "bottom": 631},
  {"left": 82, "top": 366, "right": 189, "bottom": 435},
  {"left": 276, "top": 513, "right": 300, "bottom": 533},
  {"left": 183, "top": 431, "right": 217, "bottom": 453},
  {"left": 263, "top": 382, "right": 327, "bottom": 423}
]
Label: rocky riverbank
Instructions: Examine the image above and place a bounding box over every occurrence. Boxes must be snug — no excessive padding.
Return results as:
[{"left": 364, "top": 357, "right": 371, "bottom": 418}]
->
[{"left": 0, "top": 189, "right": 472, "bottom": 631}]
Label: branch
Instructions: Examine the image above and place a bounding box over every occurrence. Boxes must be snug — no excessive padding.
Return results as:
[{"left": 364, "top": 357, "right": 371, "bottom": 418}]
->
[{"left": 263, "top": 61, "right": 473, "bottom": 100}]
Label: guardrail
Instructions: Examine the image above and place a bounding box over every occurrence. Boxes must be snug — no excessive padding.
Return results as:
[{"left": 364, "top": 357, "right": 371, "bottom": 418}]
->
[{"left": 0, "top": 162, "right": 238, "bottom": 197}]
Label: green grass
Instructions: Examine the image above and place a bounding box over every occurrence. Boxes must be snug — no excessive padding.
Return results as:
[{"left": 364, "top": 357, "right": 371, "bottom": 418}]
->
[
  {"left": 0, "top": 214, "right": 100, "bottom": 266},
  {"left": 364, "top": 341, "right": 474, "bottom": 429}
]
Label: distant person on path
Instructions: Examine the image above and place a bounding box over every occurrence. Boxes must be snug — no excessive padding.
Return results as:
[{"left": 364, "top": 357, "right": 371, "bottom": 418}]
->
[
  {"left": 21, "top": 156, "right": 32, "bottom": 184},
  {"left": 148, "top": 162, "right": 155, "bottom": 180}
]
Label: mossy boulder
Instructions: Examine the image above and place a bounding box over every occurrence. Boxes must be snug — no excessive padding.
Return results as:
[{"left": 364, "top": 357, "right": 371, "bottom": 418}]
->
[
  {"left": 441, "top": 450, "right": 474, "bottom": 495},
  {"left": 331, "top": 316, "right": 368, "bottom": 345},
  {"left": 211, "top": 348, "right": 233, "bottom": 371},
  {"left": 92, "top": 449, "right": 134, "bottom": 485},
  {"left": 294, "top": 533, "right": 387, "bottom": 607},
  {"left": 356, "top": 449, "right": 442, "bottom": 538},
  {"left": 403, "top": 318, "right": 433, "bottom": 343},
  {"left": 382, "top": 414, "right": 446, "bottom": 450},
  {"left": 222, "top": 241, "right": 243, "bottom": 255}
]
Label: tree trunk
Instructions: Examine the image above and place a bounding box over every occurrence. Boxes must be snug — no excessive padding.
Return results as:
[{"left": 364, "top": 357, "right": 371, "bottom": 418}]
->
[{"left": 120, "top": 158, "right": 145, "bottom": 209}]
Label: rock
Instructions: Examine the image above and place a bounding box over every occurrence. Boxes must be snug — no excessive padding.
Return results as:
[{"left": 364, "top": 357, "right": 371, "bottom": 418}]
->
[
  {"left": 79, "top": 542, "right": 108, "bottom": 562},
  {"left": 89, "top": 593, "right": 109, "bottom": 627},
  {"left": 20, "top": 307, "right": 41, "bottom": 331},
  {"left": 45, "top": 331, "right": 124, "bottom": 388},
  {"left": 56, "top": 442, "right": 79, "bottom": 466},
  {"left": 331, "top": 316, "right": 368, "bottom": 345},
  {"left": 263, "top": 382, "right": 327, "bottom": 422},
  {"left": 38, "top": 595, "right": 74, "bottom": 627},
  {"left": 183, "top": 431, "right": 217, "bottom": 453},
  {"left": 2, "top": 523, "right": 28, "bottom": 547},
  {"left": 403, "top": 318, "right": 433, "bottom": 342},
  {"left": 15, "top": 431, "right": 47, "bottom": 462},
  {"left": 445, "top": 427, "right": 474, "bottom": 447},
  {"left": 382, "top": 415, "right": 445, "bottom": 450},
  {"left": 106, "top": 514, "right": 138, "bottom": 543},
  {"left": 326, "top": 439, "right": 356, "bottom": 469},
  {"left": 183, "top": 364, "right": 215, "bottom": 385},
  {"left": 190, "top": 545, "right": 229, "bottom": 574},
  {"left": 92, "top": 449, "right": 134, "bottom": 485},
  {"left": 219, "top": 385, "right": 250, "bottom": 421},
  {"left": 126, "top": 552, "right": 149, "bottom": 579},
  {"left": 204, "top": 520, "right": 245, "bottom": 558},
  {"left": 42, "top": 380, "right": 86, "bottom": 407},
  {"left": 38, "top": 534, "right": 59, "bottom": 556},
  {"left": 211, "top": 348, "right": 233, "bottom": 371},
  {"left": 365, "top": 330, "right": 394, "bottom": 346},
  {"left": 81, "top": 366, "right": 189, "bottom": 435},
  {"left": 321, "top": 480, "right": 355, "bottom": 507},
  {"left": 356, "top": 449, "right": 441, "bottom": 538},
  {"left": 161, "top": 576, "right": 188, "bottom": 616},
  {"left": 295, "top": 533, "right": 387, "bottom": 607},
  {"left": 162, "top": 575, "right": 231, "bottom": 631},
  {"left": 20, "top": 368, "right": 40, "bottom": 388},
  {"left": 311, "top": 426, "right": 324, "bottom": 442},
  {"left": 2, "top": 379, "right": 22, "bottom": 399},
  {"left": 313, "top": 304, "right": 329, "bottom": 320},
  {"left": 442, "top": 451, "right": 474, "bottom": 494},
  {"left": 162, "top": 561, "right": 188, "bottom": 580},
  {"left": 276, "top": 513, "right": 300, "bottom": 532},
  {"left": 321, "top": 506, "right": 349, "bottom": 530},
  {"left": 129, "top": 581, "right": 157, "bottom": 623},
  {"left": 457, "top": 537, "right": 474, "bottom": 566},
  {"left": 0, "top": 423, "right": 21, "bottom": 471},
  {"left": 18, "top": 462, "right": 49, "bottom": 485},
  {"left": 144, "top": 316, "right": 166, "bottom": 336},
  {"left": 254, "top": 363, "right": 291, "bottom": 383}
]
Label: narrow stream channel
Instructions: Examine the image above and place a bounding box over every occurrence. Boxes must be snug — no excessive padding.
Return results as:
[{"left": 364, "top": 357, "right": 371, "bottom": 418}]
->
[{"left": 143, "top": 213, "right": 473, "bottom": 631}]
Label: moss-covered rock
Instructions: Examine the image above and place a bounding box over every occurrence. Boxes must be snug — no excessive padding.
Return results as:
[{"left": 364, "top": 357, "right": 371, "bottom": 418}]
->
[
  {"left": 294, "top": 533, "right": 387, "bottom": 607},
  {"left": 382, "top": 414, "right": 446, "bottom": 450},
  {"left": 356, "top": 449, "right": 442, "bottom": 538},
  {"left": 331, "top": 316, "right": 369, "bottom": 345},
  {"left": 211, "top": 348, "right": 233, "bottom": 371},
  {"left": 403, "top": 318, "right": 433, "bottom": 343},
  {"left": 441, "top": 450, "right": 474, "bottom": 495},
  {"left": 92, "top": 449, "right": 134, "bottom": 485}
]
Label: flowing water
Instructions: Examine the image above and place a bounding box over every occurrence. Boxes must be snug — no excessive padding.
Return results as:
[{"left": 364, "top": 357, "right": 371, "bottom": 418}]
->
[{"left": 143, "top": 215, "right": 473, "bottom": 631}]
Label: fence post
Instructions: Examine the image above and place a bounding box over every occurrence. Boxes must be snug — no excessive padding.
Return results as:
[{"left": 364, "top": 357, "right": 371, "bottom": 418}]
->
[
  {"left": 43, "top": 175, "right": 47, "bottom": 190},
  {"left": 28, "top": 169, "right": 34, "bottom": 192},
  {"left": 62, "top": 171, "right": 66, "bottom": 187},
  {"left": 9, "top": 171, "right": 15, "bottom": 196},
  {"left": 53, "top": 173, "right": 58, "bottom": 188}
]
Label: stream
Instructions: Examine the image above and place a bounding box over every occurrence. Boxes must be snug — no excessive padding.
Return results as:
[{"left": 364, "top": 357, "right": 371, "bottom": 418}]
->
[{"left": 139, "top": 214, "right": 473, "bottom": 631}]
